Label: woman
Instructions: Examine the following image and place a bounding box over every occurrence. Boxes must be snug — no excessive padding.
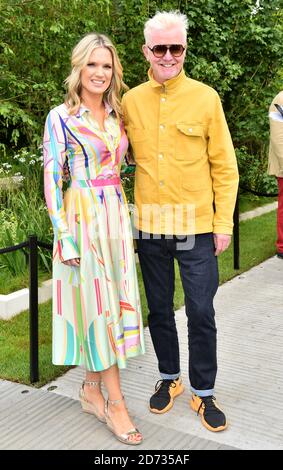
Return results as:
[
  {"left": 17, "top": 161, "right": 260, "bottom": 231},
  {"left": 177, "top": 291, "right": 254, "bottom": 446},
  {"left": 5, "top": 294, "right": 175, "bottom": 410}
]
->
[{"left": 43, "top": 33, "right": 145, "bottom": 445}]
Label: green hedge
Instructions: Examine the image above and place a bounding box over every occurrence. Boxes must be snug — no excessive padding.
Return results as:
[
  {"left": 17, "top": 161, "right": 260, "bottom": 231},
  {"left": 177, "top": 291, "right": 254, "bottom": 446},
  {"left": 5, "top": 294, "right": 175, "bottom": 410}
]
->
[{"left": 1, "top": 0, "right": 283, "bottom": 190}]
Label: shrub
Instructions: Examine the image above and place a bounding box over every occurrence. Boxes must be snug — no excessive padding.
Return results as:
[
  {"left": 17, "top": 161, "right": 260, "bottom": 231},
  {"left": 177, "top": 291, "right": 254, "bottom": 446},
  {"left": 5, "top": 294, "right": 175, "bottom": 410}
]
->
[
  {"left": 236, "top": 146, "right": 278, "bottom": 195},
  {"left": 0, "top": 148, "right": 53, "bottom": 275}
]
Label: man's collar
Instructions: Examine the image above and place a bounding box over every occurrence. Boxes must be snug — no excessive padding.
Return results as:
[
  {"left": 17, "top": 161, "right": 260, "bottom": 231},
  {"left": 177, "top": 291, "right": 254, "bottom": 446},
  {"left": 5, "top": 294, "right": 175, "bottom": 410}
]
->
[{"left": 148, "top": 68, "right": 186, "bottom": 90}]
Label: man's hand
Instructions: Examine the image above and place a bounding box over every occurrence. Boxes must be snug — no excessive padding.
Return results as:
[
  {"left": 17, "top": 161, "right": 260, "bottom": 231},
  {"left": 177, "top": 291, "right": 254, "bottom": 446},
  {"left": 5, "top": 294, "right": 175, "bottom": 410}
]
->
[
  {"left": 213, "top": 234, "right": 231, "bottom": 256},
  {"left": 63, "top": 258, "right": 80, "bottom": 266}
]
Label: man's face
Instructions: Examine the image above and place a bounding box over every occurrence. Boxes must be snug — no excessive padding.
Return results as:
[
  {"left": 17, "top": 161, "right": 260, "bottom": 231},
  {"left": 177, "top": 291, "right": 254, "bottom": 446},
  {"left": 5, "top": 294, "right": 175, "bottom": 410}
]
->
[{"left": 143, "top": 27, "right": 186, "bottom": 84}]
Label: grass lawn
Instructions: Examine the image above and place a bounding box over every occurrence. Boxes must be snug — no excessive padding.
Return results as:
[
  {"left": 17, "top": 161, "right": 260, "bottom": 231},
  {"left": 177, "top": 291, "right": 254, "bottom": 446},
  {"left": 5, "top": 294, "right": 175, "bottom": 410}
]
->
[
  {"left": 0, "top": 210, "right": 277, "bottom": 386},
  {"left": 239, "top": 191, "right": 277, "bottom": 213},
  {"left": 0, "top": 268, "right": 50, "bottom": 295},
  {"left": 0, "top": 301, "right": 69, "bottom": 387}
]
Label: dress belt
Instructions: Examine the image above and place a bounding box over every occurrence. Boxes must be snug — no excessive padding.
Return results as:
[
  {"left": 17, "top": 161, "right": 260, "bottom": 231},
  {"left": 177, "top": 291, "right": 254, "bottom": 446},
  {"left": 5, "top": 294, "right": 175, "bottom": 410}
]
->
[{"left": 68, "top": 177, "right": 121, "bottom": 188}]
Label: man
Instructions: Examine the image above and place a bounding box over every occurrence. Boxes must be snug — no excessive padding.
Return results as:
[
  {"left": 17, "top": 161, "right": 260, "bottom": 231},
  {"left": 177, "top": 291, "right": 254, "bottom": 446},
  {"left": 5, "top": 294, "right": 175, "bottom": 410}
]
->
[
  {"left": 268, "top": 91, "right": 283, "bottom": 259},
  {"left": 122, "top": 11, "right": 239, "bottom": 432}
]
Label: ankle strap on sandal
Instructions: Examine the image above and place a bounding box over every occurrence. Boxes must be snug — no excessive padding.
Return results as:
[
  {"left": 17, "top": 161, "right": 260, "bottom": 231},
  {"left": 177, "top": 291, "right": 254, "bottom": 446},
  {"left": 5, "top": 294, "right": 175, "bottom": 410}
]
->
[
  {"left": 83, "top": 380, "right": 101, "bottom": 388},
  {"left": 107, "top": 395, "right": 124, "bottom": 406}
]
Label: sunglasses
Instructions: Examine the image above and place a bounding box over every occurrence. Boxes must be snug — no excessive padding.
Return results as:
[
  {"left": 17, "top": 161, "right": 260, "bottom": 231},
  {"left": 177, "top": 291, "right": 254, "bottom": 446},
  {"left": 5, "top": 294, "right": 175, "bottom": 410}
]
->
[{"left": 147, "top": 44, "right": 186, "bottom": 58}]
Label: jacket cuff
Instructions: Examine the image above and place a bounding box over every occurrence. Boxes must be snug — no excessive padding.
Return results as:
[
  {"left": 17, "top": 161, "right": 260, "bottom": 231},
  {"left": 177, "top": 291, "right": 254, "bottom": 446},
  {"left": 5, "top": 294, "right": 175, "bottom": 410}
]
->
[
  {"left": 57, "top": 236, "right": 80, "bottom": 262},
  {"left": 213, "top": 225, "right": 233, "bottom": 235}
]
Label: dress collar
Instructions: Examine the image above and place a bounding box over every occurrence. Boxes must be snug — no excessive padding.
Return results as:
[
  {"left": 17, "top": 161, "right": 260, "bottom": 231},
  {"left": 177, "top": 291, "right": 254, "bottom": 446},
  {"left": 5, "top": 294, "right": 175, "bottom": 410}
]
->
[{"left": 75, "top": 101, "right": 113, "bottom": 118}]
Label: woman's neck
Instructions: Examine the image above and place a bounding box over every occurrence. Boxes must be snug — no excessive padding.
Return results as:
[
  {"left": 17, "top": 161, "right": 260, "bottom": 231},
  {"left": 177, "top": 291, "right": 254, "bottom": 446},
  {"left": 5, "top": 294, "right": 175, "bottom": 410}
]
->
[
  {"left": 81, "top": 92, "right": 106, "bottom": 131},
  {"left": 81, "top": 92, "right": 104, "bottom": 114}
]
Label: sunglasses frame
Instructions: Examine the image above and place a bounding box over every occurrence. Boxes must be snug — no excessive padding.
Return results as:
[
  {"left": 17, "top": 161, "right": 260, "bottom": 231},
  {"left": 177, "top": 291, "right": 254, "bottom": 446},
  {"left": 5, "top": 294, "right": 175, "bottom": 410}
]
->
[{"left": 147, "top": 44, "right": 186, "bottom": 58}]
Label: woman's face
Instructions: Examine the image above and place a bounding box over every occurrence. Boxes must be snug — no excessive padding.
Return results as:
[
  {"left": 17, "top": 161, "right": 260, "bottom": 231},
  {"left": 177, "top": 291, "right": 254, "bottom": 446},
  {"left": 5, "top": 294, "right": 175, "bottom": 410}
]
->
[{"left": 80, "top": 47, "right": 113, "bottom": 100}]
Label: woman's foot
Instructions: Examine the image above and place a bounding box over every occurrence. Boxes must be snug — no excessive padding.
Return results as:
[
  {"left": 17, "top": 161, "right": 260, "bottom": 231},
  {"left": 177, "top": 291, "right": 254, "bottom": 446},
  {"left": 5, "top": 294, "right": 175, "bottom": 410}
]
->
[
  {"left": 105, "top": 397, "right": 143, "bottom": 445},
  {"left": 79, "top": 380, "right": 106, "bottom": 423}
]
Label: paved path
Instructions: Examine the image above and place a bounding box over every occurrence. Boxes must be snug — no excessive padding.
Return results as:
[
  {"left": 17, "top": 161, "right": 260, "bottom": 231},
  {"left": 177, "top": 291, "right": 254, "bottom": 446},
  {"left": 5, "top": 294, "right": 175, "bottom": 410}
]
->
[
  {"left": 1, "top": 255, "right": 283, "bottom": 450},
  {"left": 239, "top": 201, "right": 277, "bottom": 221}
]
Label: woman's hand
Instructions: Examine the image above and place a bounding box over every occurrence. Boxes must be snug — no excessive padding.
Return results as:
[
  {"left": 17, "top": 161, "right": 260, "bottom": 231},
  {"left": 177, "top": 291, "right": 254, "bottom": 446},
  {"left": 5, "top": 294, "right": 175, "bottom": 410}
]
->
[{"left": 62, "top": 258, "right": 80, "bottom": 266}]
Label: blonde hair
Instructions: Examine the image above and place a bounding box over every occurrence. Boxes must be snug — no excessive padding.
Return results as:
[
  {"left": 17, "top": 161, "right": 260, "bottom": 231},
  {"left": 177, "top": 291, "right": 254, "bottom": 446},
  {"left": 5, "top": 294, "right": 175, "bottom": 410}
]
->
[
  {"left": 65, "top": 33, "right": 127, "bottom": 118},
  {"left": 144, "top": 11, "right": 188, "bottom": 44}
]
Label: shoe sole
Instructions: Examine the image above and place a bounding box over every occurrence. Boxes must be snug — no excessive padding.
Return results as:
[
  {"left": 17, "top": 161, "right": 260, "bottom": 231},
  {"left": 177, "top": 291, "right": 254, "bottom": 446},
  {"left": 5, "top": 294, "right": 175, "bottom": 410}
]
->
[
  {"left": 80, "top": 399, "right": 106, "bottom": 423},
  {"left": 81, "top": 407, "right": 106, "bottom": 423},
  {"left": 149, "top": 384, "right": 185, "bottom": 414},
  {"left": 190, "top": 399, "right": 228, "bottom": 432}
]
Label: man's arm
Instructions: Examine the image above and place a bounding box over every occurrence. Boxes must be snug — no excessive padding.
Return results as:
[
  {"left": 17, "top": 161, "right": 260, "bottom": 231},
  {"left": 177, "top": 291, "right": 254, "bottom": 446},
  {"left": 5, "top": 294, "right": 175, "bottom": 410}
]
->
[{"left": 208, "top": 92, "right": 239, "bottom": 239}]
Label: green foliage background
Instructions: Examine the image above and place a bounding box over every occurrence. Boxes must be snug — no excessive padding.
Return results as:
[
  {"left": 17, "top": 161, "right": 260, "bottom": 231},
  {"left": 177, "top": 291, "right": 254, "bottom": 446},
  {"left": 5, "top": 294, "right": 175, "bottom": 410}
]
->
[{"left": 1, "top": 0, "right": 283, "bottom": 190}]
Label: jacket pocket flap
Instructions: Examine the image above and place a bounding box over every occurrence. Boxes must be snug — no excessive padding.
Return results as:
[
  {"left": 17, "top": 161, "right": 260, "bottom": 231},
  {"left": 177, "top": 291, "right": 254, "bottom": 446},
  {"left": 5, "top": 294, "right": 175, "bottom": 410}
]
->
[{"left": 176, "top": 123, "right": 203, "bottom": 137}]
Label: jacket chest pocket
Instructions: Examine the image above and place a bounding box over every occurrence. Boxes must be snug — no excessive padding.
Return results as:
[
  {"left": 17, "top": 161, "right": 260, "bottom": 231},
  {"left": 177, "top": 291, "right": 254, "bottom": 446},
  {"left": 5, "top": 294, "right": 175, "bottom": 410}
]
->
[{"left": 175, "top": 123, "right": 206, "bottom": 161}]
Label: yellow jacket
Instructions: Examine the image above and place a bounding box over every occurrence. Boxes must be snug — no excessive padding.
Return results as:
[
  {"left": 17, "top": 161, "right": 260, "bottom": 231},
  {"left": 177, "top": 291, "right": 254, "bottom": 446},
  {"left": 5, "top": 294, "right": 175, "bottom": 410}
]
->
[
  {"left": 122, "top": 69, "right": 239, "bottom": 235},
  {"left": 268, "top": 91, "right": 283, "bottom": 177}
]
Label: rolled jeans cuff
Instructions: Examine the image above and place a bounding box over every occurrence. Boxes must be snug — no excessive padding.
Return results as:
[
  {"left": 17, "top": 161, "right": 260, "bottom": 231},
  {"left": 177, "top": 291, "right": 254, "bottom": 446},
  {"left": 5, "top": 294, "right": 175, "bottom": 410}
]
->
[
  {"left": 191, "top": 386, "right": 214, "bottom": 397},
  {"left": 160, "top": 372, "right": 180, "bottom": 380}
]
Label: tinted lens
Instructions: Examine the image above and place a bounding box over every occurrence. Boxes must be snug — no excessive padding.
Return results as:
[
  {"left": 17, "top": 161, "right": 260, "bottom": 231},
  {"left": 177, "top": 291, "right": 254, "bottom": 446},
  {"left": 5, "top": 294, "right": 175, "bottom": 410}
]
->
[
  {"left": 152, "top": 45, "right": 168, "bottom": 57},
  {"left": 169, "top": 44, "right": 184, "bottom": 57},
  {"left": 151, "top": 44, "right": 184, "bottom": 57}
]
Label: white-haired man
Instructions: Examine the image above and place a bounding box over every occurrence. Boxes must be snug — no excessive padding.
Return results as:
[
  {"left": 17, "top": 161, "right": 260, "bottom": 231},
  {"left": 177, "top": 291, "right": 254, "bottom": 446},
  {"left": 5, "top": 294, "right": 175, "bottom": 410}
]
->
[{"left": 122, "top": 11, "right": 239, "bottom": 432}]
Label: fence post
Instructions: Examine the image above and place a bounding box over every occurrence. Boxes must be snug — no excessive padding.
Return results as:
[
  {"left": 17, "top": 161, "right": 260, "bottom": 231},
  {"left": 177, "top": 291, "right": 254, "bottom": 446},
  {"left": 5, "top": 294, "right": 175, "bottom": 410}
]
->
[
  {"left": 233, "top": 192, "right": 240, "bottom": 270},
  {"left": 29, "top": 234, "right": 39, "bottom": 383}
]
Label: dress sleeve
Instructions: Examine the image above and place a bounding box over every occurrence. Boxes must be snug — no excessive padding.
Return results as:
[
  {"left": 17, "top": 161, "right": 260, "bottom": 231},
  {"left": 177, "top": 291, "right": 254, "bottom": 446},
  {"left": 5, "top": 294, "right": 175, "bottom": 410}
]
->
[{"left": 43, "top": 109, "right": 80, "bottom": 262}]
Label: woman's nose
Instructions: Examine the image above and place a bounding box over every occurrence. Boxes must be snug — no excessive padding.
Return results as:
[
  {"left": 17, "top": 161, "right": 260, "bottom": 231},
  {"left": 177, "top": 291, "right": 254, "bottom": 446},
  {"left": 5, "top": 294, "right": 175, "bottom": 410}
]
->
[{"left": 94, "top": 67, "right": 104, "bottom": 76}]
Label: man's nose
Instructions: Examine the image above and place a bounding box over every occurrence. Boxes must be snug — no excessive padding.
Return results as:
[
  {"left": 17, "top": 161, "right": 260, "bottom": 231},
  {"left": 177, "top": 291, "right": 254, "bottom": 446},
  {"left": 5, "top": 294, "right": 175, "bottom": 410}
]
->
[{"left": 163, "top": 48, "right": 173, "bottom": 60}]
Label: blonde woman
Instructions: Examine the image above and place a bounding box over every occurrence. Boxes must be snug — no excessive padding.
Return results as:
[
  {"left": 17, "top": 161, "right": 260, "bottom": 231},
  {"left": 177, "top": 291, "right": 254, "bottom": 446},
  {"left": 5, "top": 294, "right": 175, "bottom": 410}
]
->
[{"left": 43, "top": 33, "right": 145, "bottom": 445}]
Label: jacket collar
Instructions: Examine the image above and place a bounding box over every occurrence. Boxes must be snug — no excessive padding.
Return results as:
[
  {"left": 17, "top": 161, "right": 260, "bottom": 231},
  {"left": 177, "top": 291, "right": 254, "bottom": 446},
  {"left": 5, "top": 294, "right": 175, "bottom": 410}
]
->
[{"left": 148, "top": 68, "right": 186, "bottom": 91}]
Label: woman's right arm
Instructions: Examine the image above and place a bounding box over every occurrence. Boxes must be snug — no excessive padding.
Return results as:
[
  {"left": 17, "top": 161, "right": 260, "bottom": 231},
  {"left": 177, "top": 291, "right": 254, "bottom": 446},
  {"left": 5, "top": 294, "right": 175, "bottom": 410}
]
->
[{"left": 43, "top": 109, "right": 80, "bottom": 263}]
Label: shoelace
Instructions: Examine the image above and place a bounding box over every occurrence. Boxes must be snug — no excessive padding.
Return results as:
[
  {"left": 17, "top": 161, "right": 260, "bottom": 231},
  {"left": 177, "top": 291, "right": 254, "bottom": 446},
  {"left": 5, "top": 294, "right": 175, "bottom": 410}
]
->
[
  {"left": 155, "top": 379, "right": 176, "bottom": 396},
  {"left": 197, "top": 396, "right": 217, "bottom": 415}
]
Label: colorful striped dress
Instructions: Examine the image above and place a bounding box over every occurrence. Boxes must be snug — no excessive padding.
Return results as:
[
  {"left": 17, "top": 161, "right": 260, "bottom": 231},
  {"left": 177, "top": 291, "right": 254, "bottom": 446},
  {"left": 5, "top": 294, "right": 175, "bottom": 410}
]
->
[{"left": 43, "top": 102, "right": 145, "bottom": 371}]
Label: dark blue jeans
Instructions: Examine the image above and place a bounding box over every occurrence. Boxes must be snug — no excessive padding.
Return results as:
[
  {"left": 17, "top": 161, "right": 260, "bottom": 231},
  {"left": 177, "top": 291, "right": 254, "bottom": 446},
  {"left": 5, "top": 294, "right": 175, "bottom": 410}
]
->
[{"left": 136, "top": 232, "right": 219, "bottom": 397}]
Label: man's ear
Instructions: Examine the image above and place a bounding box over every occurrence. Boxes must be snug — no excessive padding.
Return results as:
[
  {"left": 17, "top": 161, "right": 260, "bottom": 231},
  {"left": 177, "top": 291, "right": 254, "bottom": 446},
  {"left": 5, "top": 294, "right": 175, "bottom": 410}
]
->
[{"left": 142, "top": 44, "right": 149, "bottom": 61}]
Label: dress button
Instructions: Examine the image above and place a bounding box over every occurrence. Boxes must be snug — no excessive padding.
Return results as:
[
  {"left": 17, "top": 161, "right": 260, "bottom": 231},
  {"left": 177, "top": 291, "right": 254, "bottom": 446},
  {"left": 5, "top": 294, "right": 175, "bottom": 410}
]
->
[
  {"left": 159, "top": 153, "right": 164, "bottom": 159},
  {"left": 160, "top": 124, "right": 165, "bottom": 130},
  {"left": 161, "top": 97, "right": 166, "bottom": 102},
  {"left": 159, "top": 180, "right": 164, "bottom": 186},
  {"left": 189, "top": 128, "right": 193, "bottom": 132}
]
